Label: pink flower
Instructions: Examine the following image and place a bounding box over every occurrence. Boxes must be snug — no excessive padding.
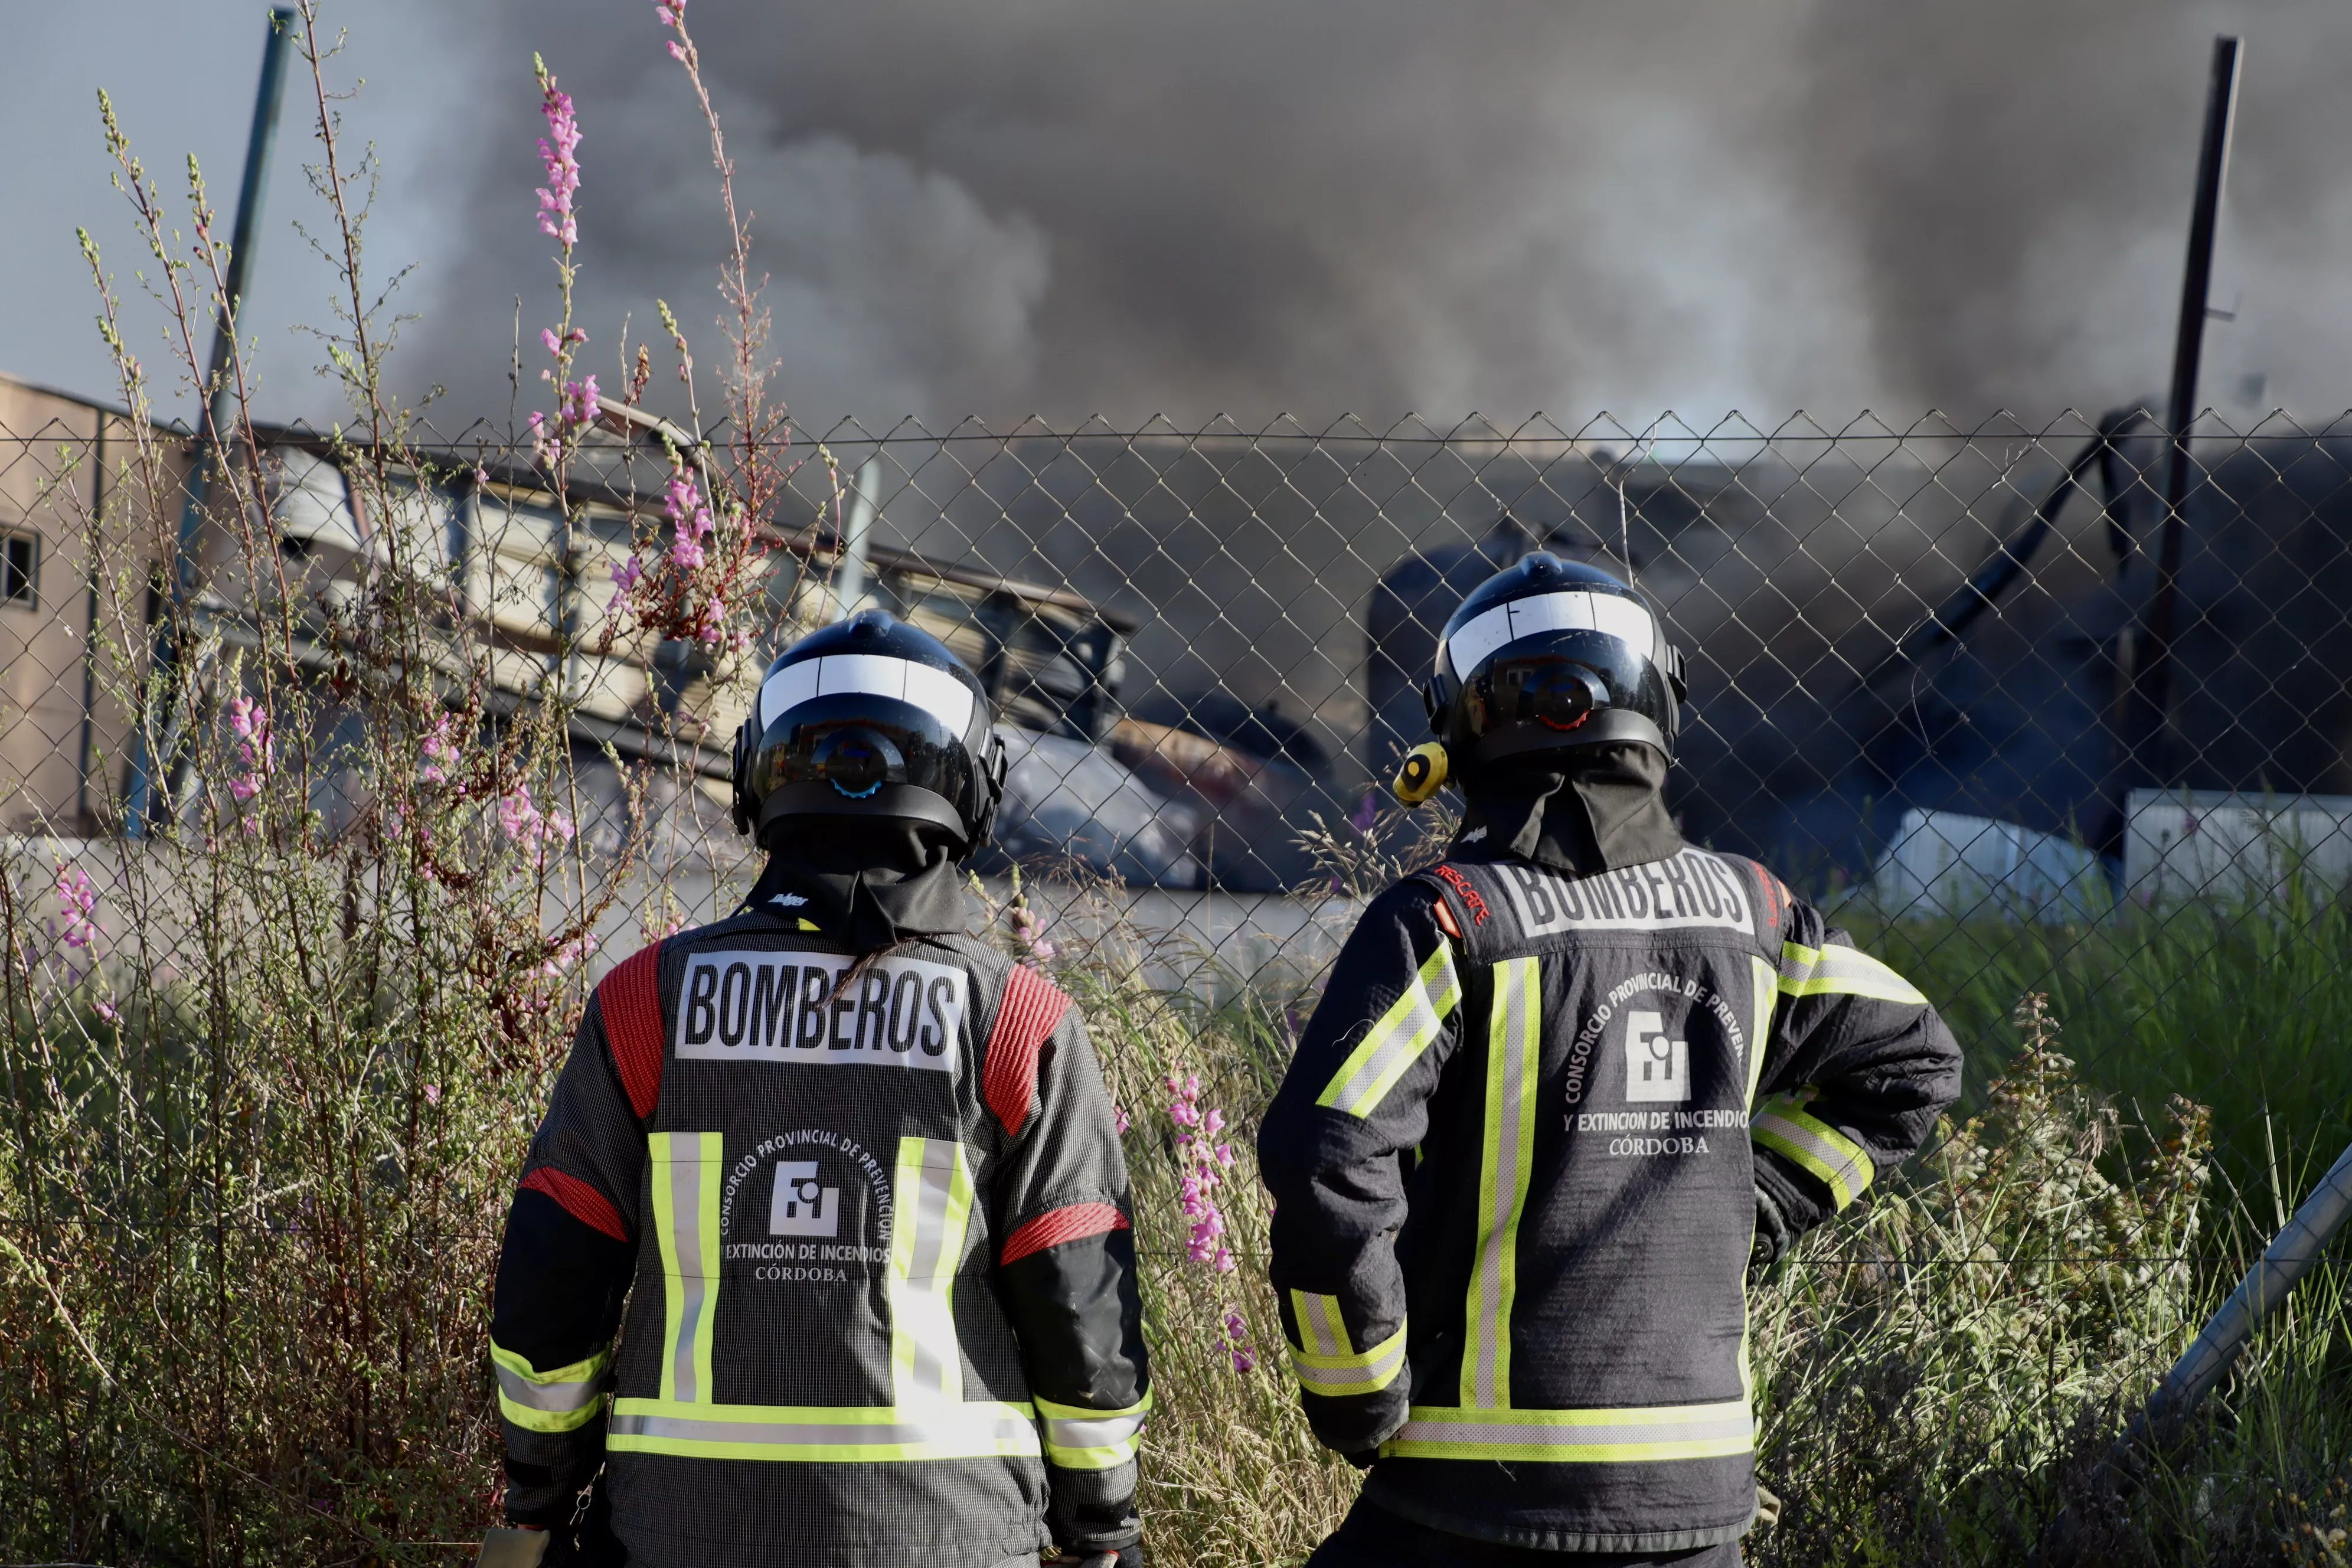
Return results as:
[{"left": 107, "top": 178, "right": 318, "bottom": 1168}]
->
[
  {"left": 498, "top": 786, "right": 544, "bottom": 843},
  {"left": 534, "top": 66, "right": 583, "bottom": 248},
  {"left": 423, "top": 1083, "right": 442, "bottom": 1106},
  {"left": 1113, "top": 1103, "right": 1131, "bottom": 1136},
  {"left": 226, "top": 696, "right": 273, "bottom": 802},
  {"left": 666, "top": 39, "right": 687, "bottom": 62},
  {"left": 670, "top": 534, "right": 707, "bottom": 570},
  {"left": 420, "top": 714, "right": 460, "bottom": 785},
  {"left": 95, "top": 998, "right": 121, "bottom": 1025},
  {"left": 1224, "top": 1308, "right": 1257, "bottom": 1374},
  {"left": 54, "top": 864, "right": 99, "bottom": 950},
  {"left": 537, "top": 932, "right": 600, "bottom": 979},
  {"left": 1166, "top": 1073, "right": 1237, "bottom": 1274},
  {"left": 1008, "top": 903, "right": 1058, "bottom": 963},
  {"left": 551, "top": 375, "right": 601, "bottom": 428},
  {"left": 608, "top": 555, "right": 644, "bottom": 613}
]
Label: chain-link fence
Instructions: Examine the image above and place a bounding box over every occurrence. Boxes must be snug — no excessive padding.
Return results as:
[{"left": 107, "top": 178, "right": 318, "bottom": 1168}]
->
[
  {"left": 9, "top": 394, "right": 2352, "bottom": 1184},
  {"left": 6, "top": 387, "right": 2352, "bottom": 1559}
]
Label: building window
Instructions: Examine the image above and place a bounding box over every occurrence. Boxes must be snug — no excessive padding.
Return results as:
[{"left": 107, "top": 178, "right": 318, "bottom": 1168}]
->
[{"left": 1, "top": 531, "right": 36, "bottom": 610}]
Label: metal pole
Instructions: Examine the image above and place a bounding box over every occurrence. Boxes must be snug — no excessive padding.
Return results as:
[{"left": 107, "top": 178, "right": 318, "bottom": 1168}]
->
[
  {"left": 125, "top": 5, "right": 297, "bottom": 832},
  {"left": 2132, "top": 1134, "right": 2352, "bottom": 1446},
  {"left": 2127, "top": 35, "right": 2241, "bottom": 789},
  {"left": 2041, "top": 1133, "right": 2352, "bottom": 1564},
  {"left": 832, "top": 455, "right": 881, "bottom": 618}
]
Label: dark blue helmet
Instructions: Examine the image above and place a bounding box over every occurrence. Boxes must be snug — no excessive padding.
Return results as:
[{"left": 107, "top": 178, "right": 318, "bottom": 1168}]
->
[
  {"left": 1426, "top": 553, "right": 1688, "bottom": 768},
  {"left": 730, "top": 609, "right": 1006, "bottom": 858}
]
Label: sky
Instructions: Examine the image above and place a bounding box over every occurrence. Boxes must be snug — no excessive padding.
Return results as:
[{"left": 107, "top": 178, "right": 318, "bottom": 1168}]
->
[{"left": 6, "top": 0, "right": 2352, "bottom": 433}]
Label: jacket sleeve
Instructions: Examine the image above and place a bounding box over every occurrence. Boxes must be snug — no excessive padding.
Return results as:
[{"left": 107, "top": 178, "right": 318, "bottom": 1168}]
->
[
  {"left": 1747, "top": 883, "right": 1962, "bottom": 1255},
  {"left": 1256, "top": 882, "right": 1466, "bottom": 1458},
  {"left": 983, "top": 964, "right": 1149, "bottom": 1557},
  {"left": 489, "top": 963, "right": 655, "bottom": 1527}
]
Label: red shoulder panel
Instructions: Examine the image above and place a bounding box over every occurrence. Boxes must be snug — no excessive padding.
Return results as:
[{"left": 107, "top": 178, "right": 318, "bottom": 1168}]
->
[
  {"left": 595, "top": 941, "right": 665, "bottom": 1120},
  {"left": 999, "top": 1201, "right": 1129, "bottom": 1266},
  {"left": 520, "top": 1165, "right": 630, "bottom": 1243},
  {"left": 983, "top": 963, "right": 1073, "bottom": 1138}
]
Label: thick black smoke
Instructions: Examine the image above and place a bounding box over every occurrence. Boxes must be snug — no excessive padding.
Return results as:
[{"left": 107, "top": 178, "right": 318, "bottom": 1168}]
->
[
  {"left": 392, "top": 1, "right": 2352, "bottom": 430},
  {"left": 396, "top": 0, "right": 2352, "bottom": 430}
]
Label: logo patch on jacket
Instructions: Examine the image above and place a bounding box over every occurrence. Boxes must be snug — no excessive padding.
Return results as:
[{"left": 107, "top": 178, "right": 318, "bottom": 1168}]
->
[
  {"left": 1494, "top": 848, "right": 1754, "bottom": 937},
  {"left": 718, "top": 1129, "right": 895, "bottom": 1278},
  {"left": 1622, "top": 1010, "right": 1690, "bottom": 1103},
  {"left": 675, "top": 949, "right": 968, "bottom": 1072}
]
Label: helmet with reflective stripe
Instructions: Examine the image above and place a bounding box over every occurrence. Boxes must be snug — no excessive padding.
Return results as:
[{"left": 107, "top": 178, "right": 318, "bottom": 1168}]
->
[
  {"left": 730, "top": 609, "right": 1007, "bottom": 858},
  {"left": 1426, "top": 552, "right": 1688, "bottom": 770}
]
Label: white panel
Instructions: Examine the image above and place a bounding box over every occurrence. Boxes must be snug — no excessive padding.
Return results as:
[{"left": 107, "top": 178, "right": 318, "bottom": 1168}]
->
[
  {"left": 818, "top": 654, "right": 909, "bottom": 702},
  {"left": 1587, "top": 594, "right": 1660, "bottom": 657},
  {"left": 1443, "top": 605, "right": 1516, "bottom": 679},
  {"left": 901, "top": 661, "right": 978, "bottom": 737},
  {"left": 765, "top": 654, "right": 975, "bottom": 736},
  {"left": 759, "top": 662, "right": 821, "bottom": 731},
  {"left": 1445, "top": 592, "right": 1658, "bottom": 676},
  {"left": 1506, "top": 591, "right": 1597, "bottom": 642}
]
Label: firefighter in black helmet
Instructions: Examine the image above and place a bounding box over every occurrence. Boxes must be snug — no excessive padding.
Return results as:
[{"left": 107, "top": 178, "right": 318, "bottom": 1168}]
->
[
  {"left": 484, "top": 609, "right": 1149, "bottom": 1568},
  {"left": 1259, "top": 554, "right": 1961, "bottom": 1566}
]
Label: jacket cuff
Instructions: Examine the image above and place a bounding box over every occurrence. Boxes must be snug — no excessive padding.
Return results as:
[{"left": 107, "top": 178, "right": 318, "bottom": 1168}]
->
[
  {"left": 1753, "top": 1145, "right": 1831, "bottom": 1238},
  {"left": 1048, "top": 1458, "right": 1141, "bottom": 1551}
]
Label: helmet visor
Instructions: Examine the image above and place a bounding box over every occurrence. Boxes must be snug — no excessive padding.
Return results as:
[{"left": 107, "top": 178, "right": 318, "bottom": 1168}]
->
[
  {"left": 755, "top": 697, "right": 976, "bottom": 816},
  {"left": 1456, "top": 629, "right": 1671, "bottom": 747}
]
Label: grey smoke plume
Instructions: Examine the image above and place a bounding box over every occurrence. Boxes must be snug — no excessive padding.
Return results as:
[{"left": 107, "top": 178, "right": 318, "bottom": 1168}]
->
[{"left": 394, "top": 0, "right": 2352, "bottom": 430}]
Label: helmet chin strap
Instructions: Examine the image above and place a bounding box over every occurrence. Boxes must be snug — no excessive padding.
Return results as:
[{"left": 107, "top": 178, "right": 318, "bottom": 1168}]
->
[
  {"left": 757, "top": 782, "right": 972, "bottom": 848},
  {"left": 1466, "top": 708, "right": 1671, "bottom": 769}
]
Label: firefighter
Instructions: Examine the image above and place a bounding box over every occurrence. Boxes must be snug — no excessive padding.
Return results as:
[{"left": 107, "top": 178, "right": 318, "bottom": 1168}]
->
[
  {"left": 1259, "top": 553, "right": 1961, "bottom": 1566},
  {"left": 482, "top": 609, "right": 1149, "bottom": 1568}
]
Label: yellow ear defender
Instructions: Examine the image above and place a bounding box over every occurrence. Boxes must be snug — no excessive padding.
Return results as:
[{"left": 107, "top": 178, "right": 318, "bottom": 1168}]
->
[{"left": 1390, "top": 741, "right": 1451, "bottom": 806}]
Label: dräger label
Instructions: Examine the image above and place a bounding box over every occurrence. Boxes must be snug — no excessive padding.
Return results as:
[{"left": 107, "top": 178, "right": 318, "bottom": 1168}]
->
[
  {"left": 674, "top": 950, "right": 967, "bottom": 1072},
  {"left": 1495, "top": 848, "right": 1755, "bottom": 937}
]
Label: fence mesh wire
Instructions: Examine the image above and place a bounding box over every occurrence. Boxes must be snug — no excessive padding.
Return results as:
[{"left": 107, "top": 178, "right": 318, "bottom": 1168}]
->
[
  {"left": 5, "top": 395, "right": 2352, "bottom": 1556},
  {"left": 6, "top": 401, "right": 2352, "bottom": 1177}
]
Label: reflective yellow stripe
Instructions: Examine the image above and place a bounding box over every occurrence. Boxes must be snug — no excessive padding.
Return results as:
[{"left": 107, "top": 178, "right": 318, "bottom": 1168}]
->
[
  {"left": 1383, "top": 1399, "right": 1753, "bottom": 1462},
  {"left": 1037, "top": 1390, "right": 1152, "bottom": 1470},
  {"left": 608, "top": 1397, "right": 1042, "bottom": 1462},
  {"left": 490, "top": 1340, "right": 610, "bottom": 1433},
  {"left": 651, "top": 1131, "right": 723, "bottom": 1404},
  {"left": 1317, "top": 942, "right": 1464, "bottom": 1117},
  {"left": 1462, "top": 956, "right": 1540, "bottom": 1409},
  {"left": 1289, "top": 1319, "right": 1409, "bottom": 1398},
  {"left": 889, "top": 1136, "right": 975, "bottom": 1404},
  {"left": 1747, "top": 955, "right": 1775, "bottom": 1110},
  {"left": 1778, "top": 940, "right": 1926, "bottom": 1005},
  {"left": 1752, "top": 1092, "right": 1875, "bottom": 1209}
]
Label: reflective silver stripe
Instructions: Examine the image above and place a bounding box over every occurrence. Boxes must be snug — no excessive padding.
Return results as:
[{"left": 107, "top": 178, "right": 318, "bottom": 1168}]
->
[
  {"left": 1778, "top": 940, "right": 1926, "bottom": 1004},
  {"left": 1043, "top": 1409, "right": 1147, "bottom": 1451},
  {"left": 1753, "top": 1097, "right": 1874, "bottom": 1209},
  {"left": 1317, "top": 943, "right": 1462, "bottom": 1116},
  {"left": 495, "top": 1363, "right": 603, "bottom": 1414},
  {"left": 1389, "top": 1400, "right": 1755, "bottom": 1461},
  {"left": 1463, "top": 956, "right": 1540, "bottom": 1409},
  {"left": 652, "top": 1131, "right": 722, "bottom": 1405},
  {"left": 1289, "top": 1323, "right": 1409, "bottom": 1397},
  {"left": 889, "top": 1136, "right": 975, "bottom": 1403},
  {"left": 1291, "top": 1289, "right": 1347, "bottom": 1357},
  {"left": 608, "top": 1403, "right": 1040, "bottom": 1458}
]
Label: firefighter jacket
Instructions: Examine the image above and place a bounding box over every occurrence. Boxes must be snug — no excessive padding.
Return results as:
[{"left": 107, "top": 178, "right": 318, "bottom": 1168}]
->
[
  {"left": 488, "top": 899, "right": 1149, "bottom": 1567},
  {"left": 1257, "top": 847, "right": 1960, "bottom": 1554}
]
